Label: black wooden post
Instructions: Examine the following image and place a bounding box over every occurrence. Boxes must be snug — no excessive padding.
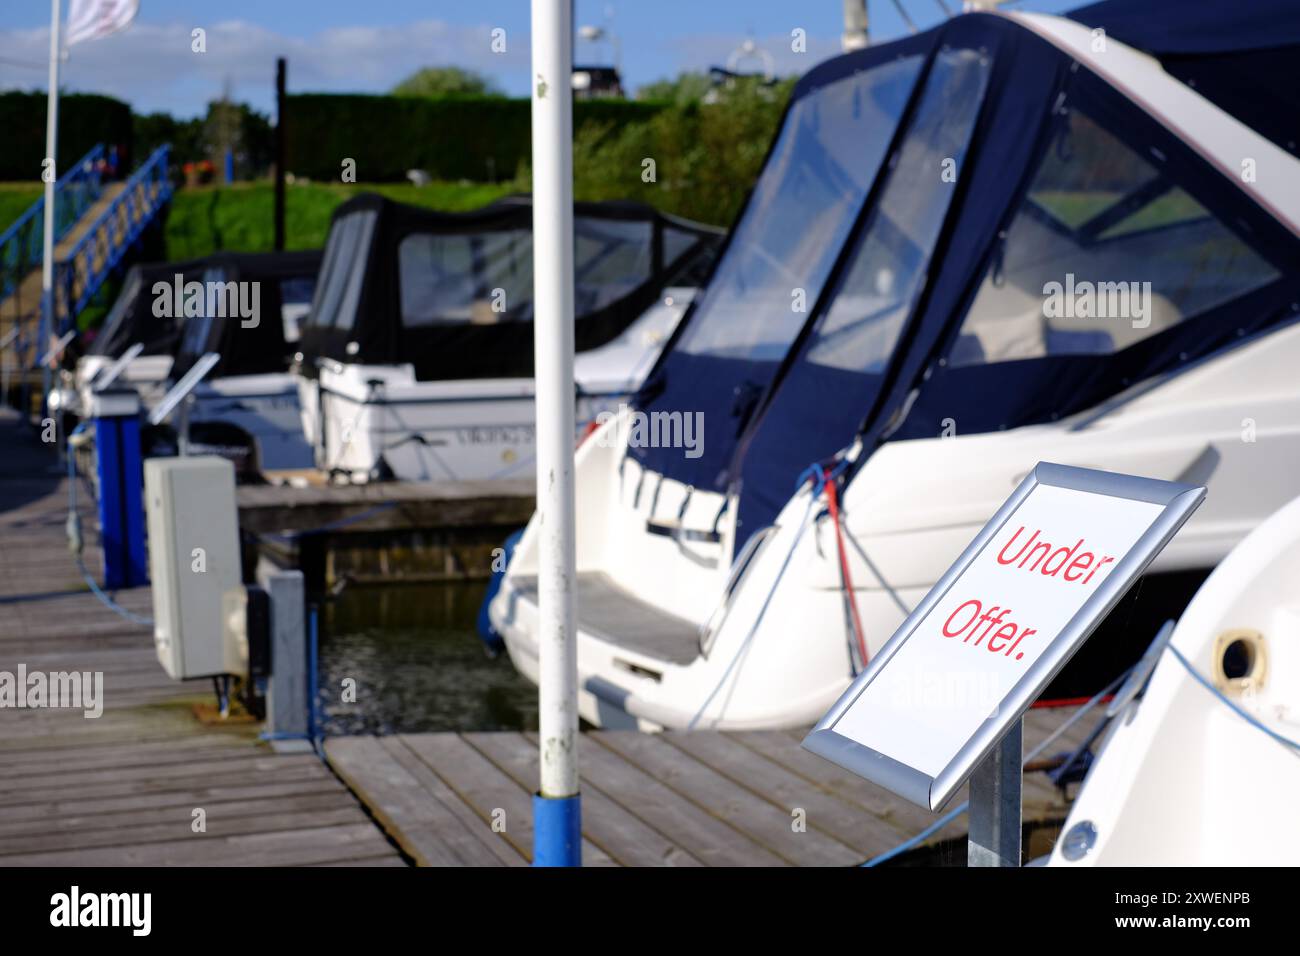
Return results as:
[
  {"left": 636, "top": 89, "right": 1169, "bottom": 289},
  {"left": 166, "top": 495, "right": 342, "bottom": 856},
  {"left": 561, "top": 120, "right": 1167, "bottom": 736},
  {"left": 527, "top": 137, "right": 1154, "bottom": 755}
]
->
[{"left": 274, "top": 57, "right": 287, "bottom": 252}]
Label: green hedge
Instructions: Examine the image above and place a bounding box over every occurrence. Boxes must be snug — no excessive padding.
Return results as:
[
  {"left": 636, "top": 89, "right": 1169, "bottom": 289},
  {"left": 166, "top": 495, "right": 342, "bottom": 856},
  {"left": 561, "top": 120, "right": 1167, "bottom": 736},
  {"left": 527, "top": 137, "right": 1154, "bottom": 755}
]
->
[
  {"left": 0, "top": 91, "right": 133, "bottom": 181},
  {"left": 285, "top": 94, "right": 665, "bottom": 183}
]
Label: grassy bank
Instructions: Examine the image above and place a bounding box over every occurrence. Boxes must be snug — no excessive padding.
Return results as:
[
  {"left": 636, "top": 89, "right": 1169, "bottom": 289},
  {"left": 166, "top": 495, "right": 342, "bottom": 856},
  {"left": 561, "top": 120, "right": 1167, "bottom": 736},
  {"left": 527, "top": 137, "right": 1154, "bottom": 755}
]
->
[
  {"left": 164, "top": 180, "right": 518, "bottom": 258},
  {"left": 0, "top": 184, "right": 42, "bottom": 233},
  {"left": 0, "top": 179, "right": 517, "bottom": 258}
]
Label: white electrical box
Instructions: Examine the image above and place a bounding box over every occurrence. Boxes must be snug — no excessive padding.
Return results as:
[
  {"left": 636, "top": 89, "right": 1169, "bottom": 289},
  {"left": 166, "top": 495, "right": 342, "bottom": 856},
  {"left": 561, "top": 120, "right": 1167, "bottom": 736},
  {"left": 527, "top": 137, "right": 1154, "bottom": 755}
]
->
[{"left": 144, "top": 456, "right": 246, "bottom": 679}]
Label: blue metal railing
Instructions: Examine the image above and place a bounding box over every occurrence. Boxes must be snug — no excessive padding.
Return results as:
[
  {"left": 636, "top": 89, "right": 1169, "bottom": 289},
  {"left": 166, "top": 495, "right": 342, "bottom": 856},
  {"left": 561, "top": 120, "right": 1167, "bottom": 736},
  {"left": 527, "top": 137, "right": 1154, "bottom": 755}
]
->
[
  {"left": 49, "top": 144, "right": 173, "bottom": 338},
  {"left": 0, "top": 144, "right": 105, "bottom": 303}
]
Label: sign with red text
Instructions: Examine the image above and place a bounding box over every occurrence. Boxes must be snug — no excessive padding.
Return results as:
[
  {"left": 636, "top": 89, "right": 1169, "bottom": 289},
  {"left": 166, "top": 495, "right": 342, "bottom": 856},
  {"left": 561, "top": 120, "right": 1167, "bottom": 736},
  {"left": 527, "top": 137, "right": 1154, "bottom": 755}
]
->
[{"left": 804, "top": 463, "right": 1204, "bottom": 811}]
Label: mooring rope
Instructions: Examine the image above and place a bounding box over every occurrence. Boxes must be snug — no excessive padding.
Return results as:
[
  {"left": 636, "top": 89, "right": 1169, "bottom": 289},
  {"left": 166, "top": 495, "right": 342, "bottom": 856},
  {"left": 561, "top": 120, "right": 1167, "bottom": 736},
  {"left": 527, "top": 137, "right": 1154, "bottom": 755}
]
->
[{"left": 66, "top": 423, "right": 154, "bottom": 628}]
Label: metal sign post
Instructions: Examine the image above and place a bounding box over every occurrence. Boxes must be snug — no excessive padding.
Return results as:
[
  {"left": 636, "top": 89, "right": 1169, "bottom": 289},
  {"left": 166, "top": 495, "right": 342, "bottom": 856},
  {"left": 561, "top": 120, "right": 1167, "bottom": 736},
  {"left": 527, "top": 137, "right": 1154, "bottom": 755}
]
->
[
  {"left": 804, "top": 462, "right": 1206, "bottom": 866},
  {"left": 967, "top": 720, "right": 1021, "bottom": 867}
]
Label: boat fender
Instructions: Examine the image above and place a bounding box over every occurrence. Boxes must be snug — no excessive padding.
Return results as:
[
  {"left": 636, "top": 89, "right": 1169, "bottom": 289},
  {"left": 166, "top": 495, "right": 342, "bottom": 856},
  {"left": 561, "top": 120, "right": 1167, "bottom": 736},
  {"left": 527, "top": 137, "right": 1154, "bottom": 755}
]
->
[{"left": 476, "top": 527, "right": 525, "bottom": 656}]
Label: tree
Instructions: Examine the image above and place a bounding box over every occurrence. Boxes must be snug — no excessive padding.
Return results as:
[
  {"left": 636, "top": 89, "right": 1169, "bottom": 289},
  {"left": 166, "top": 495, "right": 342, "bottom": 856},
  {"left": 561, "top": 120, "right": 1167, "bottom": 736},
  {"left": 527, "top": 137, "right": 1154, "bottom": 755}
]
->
[
  {"left": 392, "top": 66, "right": 502, "bottom": 98},
  {"left": 636, "top": 71, "right": 713, "bottom": 105}
]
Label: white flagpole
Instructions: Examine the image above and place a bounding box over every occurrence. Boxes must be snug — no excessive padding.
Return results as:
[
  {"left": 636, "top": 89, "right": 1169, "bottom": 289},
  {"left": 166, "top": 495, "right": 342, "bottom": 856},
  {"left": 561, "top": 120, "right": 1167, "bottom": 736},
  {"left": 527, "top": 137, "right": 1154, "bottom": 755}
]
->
[
  {"left": 40, "top": 0, "right": 62, "bottom": 414},
  {"left": 529, "top": 0, "right": 581, "bottom": 867}
]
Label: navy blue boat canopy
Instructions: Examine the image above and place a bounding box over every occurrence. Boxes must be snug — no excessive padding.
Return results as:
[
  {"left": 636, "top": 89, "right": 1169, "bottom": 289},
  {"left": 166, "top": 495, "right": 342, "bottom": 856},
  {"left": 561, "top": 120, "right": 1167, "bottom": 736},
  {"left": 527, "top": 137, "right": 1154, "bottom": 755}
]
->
[
  {"left": 1069, "top": 0, "right": 1300, "bottom": 155},
  {"left": 629, "top": 10, "right": 1300, "bottom": 546}
]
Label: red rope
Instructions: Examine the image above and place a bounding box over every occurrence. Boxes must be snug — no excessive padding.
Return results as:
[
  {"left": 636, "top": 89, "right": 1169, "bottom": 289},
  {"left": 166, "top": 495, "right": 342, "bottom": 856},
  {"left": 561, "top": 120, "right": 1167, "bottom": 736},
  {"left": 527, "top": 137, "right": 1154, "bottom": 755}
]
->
[
  {"left": 822, "top": 467, "right": 869, "bottom": 668},
  {"left": 1031, "top": 694, "right": 1115, "bottom": 710},
  {"left": 576, "top": 418, "right": 601, "bottom": 449}
]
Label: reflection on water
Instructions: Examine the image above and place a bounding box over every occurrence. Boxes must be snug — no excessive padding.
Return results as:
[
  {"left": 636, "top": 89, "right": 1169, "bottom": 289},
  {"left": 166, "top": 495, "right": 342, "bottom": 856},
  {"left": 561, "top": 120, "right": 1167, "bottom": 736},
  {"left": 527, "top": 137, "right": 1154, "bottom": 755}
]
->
[{"left": 316, "top": 582, "right": 538, "bottom": 735}]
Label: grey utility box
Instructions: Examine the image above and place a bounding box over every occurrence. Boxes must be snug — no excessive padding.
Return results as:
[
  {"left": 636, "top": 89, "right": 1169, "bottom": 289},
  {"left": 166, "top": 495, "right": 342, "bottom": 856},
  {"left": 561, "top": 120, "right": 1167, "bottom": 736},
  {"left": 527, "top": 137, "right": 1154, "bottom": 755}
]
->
[{"left": 144, "top": 456, "right": 246, "bottom": 679}]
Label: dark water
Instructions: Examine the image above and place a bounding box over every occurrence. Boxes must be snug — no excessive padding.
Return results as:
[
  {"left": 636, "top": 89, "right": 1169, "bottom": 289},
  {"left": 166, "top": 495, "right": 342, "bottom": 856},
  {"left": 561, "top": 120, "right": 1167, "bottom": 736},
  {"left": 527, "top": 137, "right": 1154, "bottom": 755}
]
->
[{"left": 314, "top": 581, "right": 538, "bottom": 735}]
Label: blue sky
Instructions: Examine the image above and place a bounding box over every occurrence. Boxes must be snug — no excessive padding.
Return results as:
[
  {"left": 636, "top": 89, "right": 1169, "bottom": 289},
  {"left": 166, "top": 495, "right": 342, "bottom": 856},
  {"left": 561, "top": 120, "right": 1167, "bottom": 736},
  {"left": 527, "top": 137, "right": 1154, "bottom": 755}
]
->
[{"left": 0, "top": 1, "right": 1082, "bottom": 117}]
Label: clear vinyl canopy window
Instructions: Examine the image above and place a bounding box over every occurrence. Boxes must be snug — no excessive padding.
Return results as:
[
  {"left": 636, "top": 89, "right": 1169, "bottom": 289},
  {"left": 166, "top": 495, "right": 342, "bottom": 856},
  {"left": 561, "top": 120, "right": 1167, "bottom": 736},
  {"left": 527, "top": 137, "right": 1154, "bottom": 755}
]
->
[
  {"left": 951, "top": 108, "right": 1280, "bottom": 366},
  {"left": 806, "top": 47, "right": 993, "bottom": 373},
  {"left": 176, "top": 265, "right": 229, "bottom": 358},
  {"left": 397, "top": 217, "right": 659, "bottom": 327},
  {"left": 398, "top": 229, "right": 532, "bottom": 326},
  {"left": 674, "top": 54, "right": 925, "bottom": 362},
  {"left": 307, "top": 208, "right": 378, "bottom": 333},
  {"left": 573, "top": 218, "right": 654, "bottom": 314}
]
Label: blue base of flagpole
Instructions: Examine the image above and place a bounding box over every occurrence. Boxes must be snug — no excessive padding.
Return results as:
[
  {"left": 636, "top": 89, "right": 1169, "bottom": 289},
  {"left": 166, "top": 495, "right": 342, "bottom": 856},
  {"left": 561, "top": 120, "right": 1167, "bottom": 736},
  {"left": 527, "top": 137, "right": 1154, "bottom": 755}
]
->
[{"left": 532, "top": 792, "right": 582, "bottom": 867}]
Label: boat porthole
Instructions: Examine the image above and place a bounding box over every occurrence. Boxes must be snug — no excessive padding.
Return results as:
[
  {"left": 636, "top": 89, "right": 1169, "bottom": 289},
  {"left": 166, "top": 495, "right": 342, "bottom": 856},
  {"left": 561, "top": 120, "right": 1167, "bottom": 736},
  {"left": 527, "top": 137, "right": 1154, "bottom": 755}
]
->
[
  {"left": 1060, "top": 820, "right": 1097, "bottom": 861},
  {"left": 1212, "top": 628, "right": 1267, "bottom": 693}
]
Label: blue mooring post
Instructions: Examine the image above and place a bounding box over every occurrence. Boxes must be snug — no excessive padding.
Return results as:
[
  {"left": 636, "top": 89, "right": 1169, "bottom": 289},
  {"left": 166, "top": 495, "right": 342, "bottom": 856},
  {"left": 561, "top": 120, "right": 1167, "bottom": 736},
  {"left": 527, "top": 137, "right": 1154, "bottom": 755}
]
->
[
  {"left": 87, "top": 388, "right": 147, "bottom": 589},
  {"left": 532, "top": 793, "right": 582, "bottom": 866}
]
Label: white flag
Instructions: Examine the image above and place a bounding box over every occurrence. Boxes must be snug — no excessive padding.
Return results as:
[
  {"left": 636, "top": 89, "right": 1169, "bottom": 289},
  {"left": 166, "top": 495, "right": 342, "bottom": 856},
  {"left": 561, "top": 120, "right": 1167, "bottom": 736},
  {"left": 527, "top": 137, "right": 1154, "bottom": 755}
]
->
[{"left": 65, "top": 0, "right": 140, "bottom": 47}]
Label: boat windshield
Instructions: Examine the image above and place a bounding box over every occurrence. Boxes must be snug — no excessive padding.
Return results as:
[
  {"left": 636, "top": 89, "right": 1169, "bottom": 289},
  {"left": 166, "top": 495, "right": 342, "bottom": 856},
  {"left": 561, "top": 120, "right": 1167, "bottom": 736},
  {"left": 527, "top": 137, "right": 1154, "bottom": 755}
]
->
[
  {"left": 89, "top": 268, "right": 145, "bottom": 356},
  {"left": 951, "top": 108, "right": 1279, "bottom": 366},
  {"left": 804, "top": 47, "right": 991, "bottom": 374},
  {"left": 727, "top": 45, "right": 992, "bottom": 533},
  {"left": 395, "top": 216, "right": 662, "bottom": 327},
  {"left": 308, "top": 208, "right": 379, "bottom": 333},
  {"left": 672, "top": 54, "right": 924, "bottom": 364}
]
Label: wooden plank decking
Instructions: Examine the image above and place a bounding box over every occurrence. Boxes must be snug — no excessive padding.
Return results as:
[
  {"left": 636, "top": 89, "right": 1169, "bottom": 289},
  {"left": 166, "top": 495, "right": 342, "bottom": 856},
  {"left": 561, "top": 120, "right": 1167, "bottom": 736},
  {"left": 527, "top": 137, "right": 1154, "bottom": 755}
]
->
[
  {"left": 326, "top": 709, "right": 1091, "bottom": 867},
  {"left": 0, "top": 412, "right": 405, "bottom": 866}
]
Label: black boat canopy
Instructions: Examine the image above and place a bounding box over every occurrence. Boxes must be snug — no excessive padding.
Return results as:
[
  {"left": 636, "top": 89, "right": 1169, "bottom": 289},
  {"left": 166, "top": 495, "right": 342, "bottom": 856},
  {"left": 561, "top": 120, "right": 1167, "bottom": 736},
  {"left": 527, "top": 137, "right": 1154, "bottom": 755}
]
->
[
  {"left": 90, "top": 257, "right": 208, "bottom": 359},
  {"left": 171, "top": 250, "right": 322, "bottom": 380},
  {"left": 628, "top": 10, "right": 1300, "bottom": 547},
  {"left": 93, "top": 250, "right": 322, "bottom": 381},
  {"left": 294, "top": 194, "right": 723, "bottom": 381}
]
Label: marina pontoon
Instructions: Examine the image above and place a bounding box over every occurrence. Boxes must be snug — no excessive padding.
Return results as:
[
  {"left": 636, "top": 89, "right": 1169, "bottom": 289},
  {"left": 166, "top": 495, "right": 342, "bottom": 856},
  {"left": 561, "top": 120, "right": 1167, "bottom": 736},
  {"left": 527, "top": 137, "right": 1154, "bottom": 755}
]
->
[
  {"left": 490, "top": 5, "right": 1300, "bottom": 729},
  {"left": 294, "top": 194, "right": 722, "bottom": 482}
]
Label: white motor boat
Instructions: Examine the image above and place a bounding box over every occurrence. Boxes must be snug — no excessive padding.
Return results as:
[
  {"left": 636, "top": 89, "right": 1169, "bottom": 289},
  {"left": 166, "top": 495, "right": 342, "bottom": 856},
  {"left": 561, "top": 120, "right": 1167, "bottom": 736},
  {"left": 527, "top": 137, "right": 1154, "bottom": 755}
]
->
[
  {"left": 490, "top": 6, "right": 1300, "bottom": 729},
  {"left": 294, "top": 194, "right": 722, "bottom": 482},
  {"left": 1049, "top": 492, "right": 1300, "bottom": 866}
]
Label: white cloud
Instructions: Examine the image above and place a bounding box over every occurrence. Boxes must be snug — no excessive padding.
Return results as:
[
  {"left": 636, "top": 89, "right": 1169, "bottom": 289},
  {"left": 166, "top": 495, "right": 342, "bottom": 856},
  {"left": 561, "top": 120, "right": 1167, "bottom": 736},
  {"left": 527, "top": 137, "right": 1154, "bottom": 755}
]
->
[{"left": 1, "top": 19, "right": 530, "bottom": 117}]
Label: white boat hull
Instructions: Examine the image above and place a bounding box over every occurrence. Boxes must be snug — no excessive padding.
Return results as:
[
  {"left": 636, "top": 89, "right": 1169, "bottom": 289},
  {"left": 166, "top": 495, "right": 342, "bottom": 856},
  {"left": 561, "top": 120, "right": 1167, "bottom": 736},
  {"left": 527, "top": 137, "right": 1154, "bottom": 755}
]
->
[
  {"left": 301, "top": 290, "right": 692, "bottom": 482},
  {"left": 492, "top": 319, "right": 1300, "bottom": 730},
  {"left": 1049, "top": 493, "right": 1300, "bottom": 866}
]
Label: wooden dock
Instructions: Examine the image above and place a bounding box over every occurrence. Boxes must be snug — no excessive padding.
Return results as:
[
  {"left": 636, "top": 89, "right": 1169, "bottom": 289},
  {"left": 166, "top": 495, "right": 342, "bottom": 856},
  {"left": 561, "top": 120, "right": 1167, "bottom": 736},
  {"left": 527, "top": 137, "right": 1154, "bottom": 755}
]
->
[
  {"left": 238, "top": 476, "right": 535, "bottom": 586},
  {"left": 0, "top": 413, "right": 404, "bottom": 866},
  {"left": 0, "top": 411, "right": 1092, "bottom": 867},
  {"left": 326, "top": 711, "right": 1090, "bottom": 866},
  {"left": 238, "top": 476, "right": 535, "bottom": 537}
]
